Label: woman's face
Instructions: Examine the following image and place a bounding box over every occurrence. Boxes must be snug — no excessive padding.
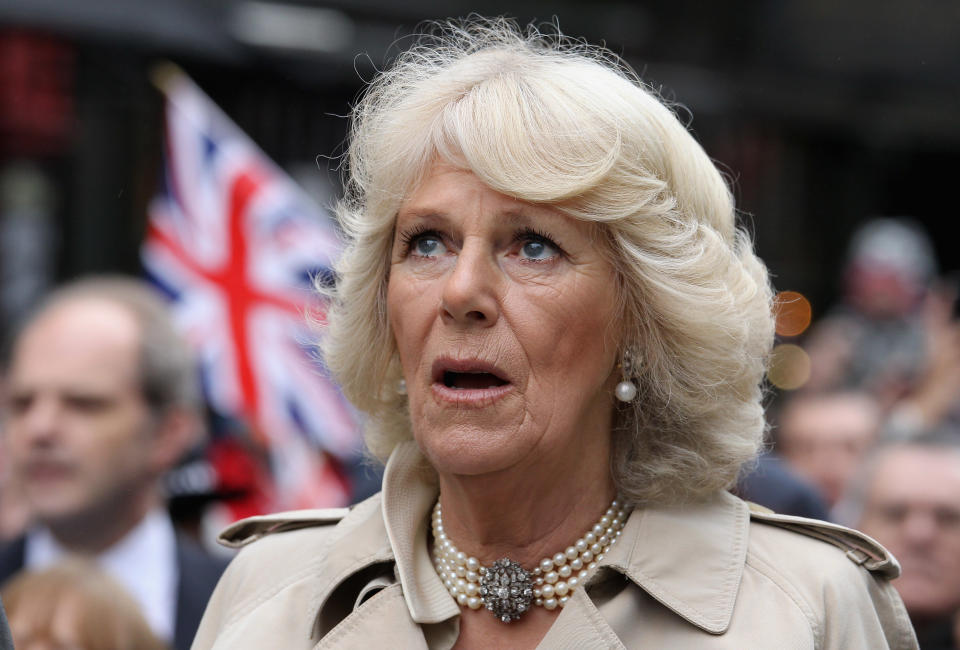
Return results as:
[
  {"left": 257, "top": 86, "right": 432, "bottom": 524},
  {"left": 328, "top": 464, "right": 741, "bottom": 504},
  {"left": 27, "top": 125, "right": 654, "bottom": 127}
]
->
[{"left": 387, "top": 162, "right": 622, "bottom": 478}]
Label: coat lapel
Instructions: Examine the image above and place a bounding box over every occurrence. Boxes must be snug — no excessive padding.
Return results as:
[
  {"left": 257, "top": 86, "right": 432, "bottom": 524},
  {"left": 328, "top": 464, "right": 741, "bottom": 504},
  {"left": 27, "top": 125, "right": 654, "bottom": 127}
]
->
[
  {"left": 306, "top": 496, "right": 396, "bottom": 639},
  {"left": 603, "top": 490, "right": 749, "bottom": 634},
  {"left": 306, "top": 442, "right": 458, "bottom": 645},
  {"left": 315, "top": 584, "right": 430, "bottom": 649},
  {"left": 380, "top": 442, "right": 458, "bottom": 625},
  {"left": 537, "top": 587, "right": 627, "bottom": 649}
]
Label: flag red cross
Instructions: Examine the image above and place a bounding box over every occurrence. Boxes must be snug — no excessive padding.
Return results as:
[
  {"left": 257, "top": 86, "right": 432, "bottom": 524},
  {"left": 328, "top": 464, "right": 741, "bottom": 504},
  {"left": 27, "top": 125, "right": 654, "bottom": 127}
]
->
[{"left": 147, "top": 163, "right": 309, "bottom": 434}]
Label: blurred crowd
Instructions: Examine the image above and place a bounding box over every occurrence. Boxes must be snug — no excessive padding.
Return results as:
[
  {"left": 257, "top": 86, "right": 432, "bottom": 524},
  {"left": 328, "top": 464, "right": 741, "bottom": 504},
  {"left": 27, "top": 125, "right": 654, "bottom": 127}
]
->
[
  {"left": 739, "top": 217, "right": 960, "bottom": 649},
  {"left": 0, "top": 216, "right": 958, "bottom": 648}
]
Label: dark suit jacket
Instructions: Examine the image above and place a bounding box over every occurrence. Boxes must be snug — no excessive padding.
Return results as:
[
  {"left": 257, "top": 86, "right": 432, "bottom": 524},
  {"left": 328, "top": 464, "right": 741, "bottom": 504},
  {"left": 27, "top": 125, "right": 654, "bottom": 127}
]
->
[
  {"left": 0, "top": 533, "right": 229, "bottom": 650},
  {"left": 735, "top": 451, "right": 832, "bottom": 521},
  {"left": 0, "top": 596, "right": 12, "bottom": 650}
]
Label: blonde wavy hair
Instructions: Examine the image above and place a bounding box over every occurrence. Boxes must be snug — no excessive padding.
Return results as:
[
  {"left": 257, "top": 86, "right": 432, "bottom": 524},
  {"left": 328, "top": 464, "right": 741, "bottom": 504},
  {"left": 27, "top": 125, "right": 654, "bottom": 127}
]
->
[
  {"left": 2, "top": 560, "right": 168, "bottom": 650},
  {"left": 323, "top": 18, "right": 775, "bottom": 506}
]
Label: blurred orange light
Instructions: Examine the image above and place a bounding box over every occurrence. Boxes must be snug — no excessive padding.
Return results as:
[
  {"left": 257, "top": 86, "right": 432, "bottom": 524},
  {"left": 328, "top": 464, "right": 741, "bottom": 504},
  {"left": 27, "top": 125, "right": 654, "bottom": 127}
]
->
[
  {"left": 774, "top": 291, "right": 812, "bottom": 337},
  {"left": 768, "top": 343, "right": 811, "bottom": 390}
]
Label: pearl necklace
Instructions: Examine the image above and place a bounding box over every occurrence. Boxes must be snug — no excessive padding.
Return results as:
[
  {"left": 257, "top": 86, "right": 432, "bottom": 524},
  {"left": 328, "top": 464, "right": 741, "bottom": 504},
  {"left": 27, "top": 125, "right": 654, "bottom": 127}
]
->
[{"left": 430, "top": 498, "right": 629, "bottom": 622}]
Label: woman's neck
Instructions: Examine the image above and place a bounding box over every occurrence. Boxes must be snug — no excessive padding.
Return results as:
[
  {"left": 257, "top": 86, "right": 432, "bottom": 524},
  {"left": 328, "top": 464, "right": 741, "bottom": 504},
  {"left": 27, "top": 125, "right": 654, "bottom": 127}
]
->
[{"left": 435, "top": 457, "right": 616, "bottom": 569}]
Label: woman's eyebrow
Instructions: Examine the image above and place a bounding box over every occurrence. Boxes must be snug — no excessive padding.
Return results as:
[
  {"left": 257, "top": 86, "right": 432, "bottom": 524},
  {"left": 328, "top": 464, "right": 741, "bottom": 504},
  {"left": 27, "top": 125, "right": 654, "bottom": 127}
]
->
[
  {"left": 499, "top": 207, "right": 567, "bottom": 228},
  {"left": 500, "top": 209, "right": 530, "bottom": 224},
  {"left": 396, "top": 205, "right": 568, "bottom": 234},
  {"left": 501, "top": 207, "right": 580, "bottom": 239},
  {"left": 396, "top": 209, "right": 448, "bottom": 226}
]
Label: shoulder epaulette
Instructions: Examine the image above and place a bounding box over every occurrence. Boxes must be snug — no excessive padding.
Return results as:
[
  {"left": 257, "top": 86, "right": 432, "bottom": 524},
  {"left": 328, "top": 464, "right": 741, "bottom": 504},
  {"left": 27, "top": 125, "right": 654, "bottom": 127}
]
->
[
  {"left": 746, "top": 503, "right": 900, "bottom": 579},
  {"left": 218, "top": 508, "right": 350, "bottom": 549}
]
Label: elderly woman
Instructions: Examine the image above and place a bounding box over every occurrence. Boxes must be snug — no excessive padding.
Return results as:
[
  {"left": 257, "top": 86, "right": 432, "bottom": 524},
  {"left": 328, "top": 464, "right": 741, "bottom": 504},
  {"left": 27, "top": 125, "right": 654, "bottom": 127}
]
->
[{"left": 194, "top": 19, "right": 916, "bottom": 649}]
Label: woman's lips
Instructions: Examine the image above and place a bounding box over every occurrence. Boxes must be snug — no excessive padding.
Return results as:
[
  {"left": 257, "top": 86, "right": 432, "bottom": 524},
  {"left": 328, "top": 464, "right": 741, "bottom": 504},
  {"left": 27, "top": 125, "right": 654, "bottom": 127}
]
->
[
  {"left": 430, "top": 358, "right": 513, "bottom": 406},
  {"left": 432, "top": 382, "right": 514, "bottom": 406}
]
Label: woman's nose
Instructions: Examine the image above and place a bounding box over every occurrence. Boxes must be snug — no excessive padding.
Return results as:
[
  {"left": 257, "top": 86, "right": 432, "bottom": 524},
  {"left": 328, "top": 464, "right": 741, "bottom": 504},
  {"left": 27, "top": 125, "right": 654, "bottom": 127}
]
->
[{"left": 440, "top": 245, "right": 500, "bottom": 327}]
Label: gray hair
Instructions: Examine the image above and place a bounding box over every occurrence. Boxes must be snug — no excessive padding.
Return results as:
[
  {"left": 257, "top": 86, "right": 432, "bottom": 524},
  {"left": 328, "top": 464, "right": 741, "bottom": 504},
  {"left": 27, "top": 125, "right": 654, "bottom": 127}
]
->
[{"left": 322, "top": 18, "right": 775, "bottom": 506}]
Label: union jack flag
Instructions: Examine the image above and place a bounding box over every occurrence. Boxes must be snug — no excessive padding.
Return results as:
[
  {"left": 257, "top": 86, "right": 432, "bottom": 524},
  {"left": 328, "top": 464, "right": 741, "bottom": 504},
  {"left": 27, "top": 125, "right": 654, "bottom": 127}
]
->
[{"left": 142, "top": 67, "right": 360, "bottom": 514}]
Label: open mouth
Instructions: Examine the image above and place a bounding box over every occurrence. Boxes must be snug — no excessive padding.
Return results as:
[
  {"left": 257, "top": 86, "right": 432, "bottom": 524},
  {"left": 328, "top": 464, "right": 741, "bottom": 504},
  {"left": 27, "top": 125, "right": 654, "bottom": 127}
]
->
[
  {"left": 432, "top": 358, "right": 512, "bottom": 395},
  {"left": 442, "top": 370, "right": 509, "bottom": 390}
]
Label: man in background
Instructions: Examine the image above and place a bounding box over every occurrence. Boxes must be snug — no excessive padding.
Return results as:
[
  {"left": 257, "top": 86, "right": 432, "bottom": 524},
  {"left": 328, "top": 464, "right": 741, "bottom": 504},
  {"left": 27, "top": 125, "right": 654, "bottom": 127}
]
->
[
  {"left": 0, "top": 276, "right": 227, "bottom": 650},
  {"left": 776, "top": 390, "right": 881, "bottom": 509},
  {"left": 849, "top": 435, "right": 960, "bottom": 650}
]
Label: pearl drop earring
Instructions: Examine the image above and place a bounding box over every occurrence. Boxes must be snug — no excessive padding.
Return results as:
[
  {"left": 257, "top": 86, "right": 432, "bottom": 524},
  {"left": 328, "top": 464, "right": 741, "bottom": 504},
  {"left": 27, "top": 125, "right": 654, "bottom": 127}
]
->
[
  {"left": 615, "top": 379, "right": 637, "bottom": 402},
  {"left": 397, "top": 378, "right": 407, "bottom": 395},
  {"left": 615, "top": 352, "right": 639, "bottom": 402}
]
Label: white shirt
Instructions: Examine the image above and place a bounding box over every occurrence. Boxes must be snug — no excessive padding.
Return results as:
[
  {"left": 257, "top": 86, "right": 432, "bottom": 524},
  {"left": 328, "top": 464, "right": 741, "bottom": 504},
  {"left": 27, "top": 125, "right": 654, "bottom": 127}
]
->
[{"left": 24, "top": 508, "right": 179, "bottom": 642}]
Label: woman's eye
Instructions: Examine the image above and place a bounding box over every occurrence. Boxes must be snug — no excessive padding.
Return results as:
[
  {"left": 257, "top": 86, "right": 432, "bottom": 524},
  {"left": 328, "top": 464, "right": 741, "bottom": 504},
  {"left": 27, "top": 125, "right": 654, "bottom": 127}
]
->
[
  {"left": 519, "top": 237, "right": 559, "bottom": 261},
  {"left": 412, "top": 235, "right": 446, "bottom": 257}
]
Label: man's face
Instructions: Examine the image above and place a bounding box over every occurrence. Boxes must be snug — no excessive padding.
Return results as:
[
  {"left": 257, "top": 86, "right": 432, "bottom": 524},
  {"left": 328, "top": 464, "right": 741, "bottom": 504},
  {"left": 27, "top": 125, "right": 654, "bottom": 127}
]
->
[
  {"left": 779, "top": 394, "right": 879, "bottom": 506},
  {"left": 858, "top": 447, "right": 960, "bottom": 620},
  {"left": 3, "top": 298, "right": 157, "bottom": 530}
]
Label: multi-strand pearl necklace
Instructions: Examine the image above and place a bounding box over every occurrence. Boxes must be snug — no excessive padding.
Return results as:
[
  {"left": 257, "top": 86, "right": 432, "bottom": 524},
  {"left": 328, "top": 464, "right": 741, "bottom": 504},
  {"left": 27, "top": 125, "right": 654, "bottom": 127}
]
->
[{"left": 430, "top": 498, "right": 629, "bottom": 622}]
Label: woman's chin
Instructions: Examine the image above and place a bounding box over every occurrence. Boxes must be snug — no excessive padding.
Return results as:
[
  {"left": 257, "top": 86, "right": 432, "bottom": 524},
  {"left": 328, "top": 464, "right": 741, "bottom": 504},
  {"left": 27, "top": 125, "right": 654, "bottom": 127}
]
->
[{"left": 414, "top": 426, "right": 535, "bottom": 479}]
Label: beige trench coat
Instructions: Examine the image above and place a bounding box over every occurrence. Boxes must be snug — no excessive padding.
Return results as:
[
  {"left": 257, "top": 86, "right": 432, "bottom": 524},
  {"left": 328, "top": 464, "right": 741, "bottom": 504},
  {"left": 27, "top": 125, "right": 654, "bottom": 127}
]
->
[{"left": 192, "top": 442, "right": 917, "bottom": 649}]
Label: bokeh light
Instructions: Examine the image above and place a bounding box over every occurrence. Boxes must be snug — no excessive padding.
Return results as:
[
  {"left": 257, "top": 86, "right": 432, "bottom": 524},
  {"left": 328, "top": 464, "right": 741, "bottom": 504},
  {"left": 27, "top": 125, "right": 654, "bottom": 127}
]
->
[
  {"left": 774, "top": 290, "right": 812, "bottom": 337},
  {"left": 768, "top": 343, "right": 811, "bottom": 390}
]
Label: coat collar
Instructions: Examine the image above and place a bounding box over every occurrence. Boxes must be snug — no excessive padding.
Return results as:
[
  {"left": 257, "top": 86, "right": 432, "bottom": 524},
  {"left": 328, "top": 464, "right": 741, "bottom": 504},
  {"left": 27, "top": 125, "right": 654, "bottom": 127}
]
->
[
  {"left": 380, "top": 442, "right": 458, "bottom": 624},
  {"left": 310, "top": 441, "right": 749, "bottom": 636},
  {"left": 602, "top": 490, "right": 749, "bottom": 634},
  {"left": 308, "top": 441, "right": 457, "bottom": 634}
]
